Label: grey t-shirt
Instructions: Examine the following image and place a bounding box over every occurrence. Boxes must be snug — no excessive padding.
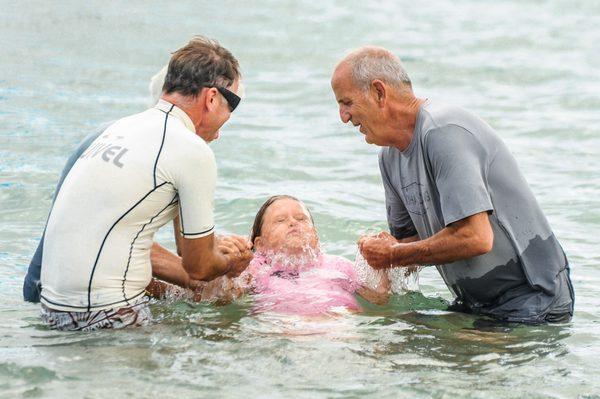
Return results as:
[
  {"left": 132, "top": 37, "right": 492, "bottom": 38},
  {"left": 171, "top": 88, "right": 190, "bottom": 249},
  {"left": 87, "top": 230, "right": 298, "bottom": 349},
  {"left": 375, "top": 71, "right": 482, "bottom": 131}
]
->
[{"left": 379, "top": 100, "right": 574, "bottom": 323}]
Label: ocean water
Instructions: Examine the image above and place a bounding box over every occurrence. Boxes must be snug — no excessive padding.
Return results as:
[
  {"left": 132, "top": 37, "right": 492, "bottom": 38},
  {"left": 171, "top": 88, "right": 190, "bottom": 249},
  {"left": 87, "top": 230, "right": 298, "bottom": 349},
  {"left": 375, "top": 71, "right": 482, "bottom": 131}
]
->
[{"left": 1, "top": 1, "right": 599, "bottom": 398}]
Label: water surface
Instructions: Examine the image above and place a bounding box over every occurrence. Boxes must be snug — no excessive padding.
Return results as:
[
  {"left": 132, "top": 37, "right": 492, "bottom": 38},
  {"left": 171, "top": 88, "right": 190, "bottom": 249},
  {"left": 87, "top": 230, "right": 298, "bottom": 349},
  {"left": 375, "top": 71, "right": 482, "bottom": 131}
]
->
[{"left": 1, "top": 1, "right": 599, "bottom": 398}]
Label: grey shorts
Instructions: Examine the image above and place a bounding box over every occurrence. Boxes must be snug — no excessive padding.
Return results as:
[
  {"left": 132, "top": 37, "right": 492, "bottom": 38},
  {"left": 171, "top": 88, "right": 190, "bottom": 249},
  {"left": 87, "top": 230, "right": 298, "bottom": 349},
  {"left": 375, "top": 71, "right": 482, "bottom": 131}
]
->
[{"left": 40, "top": 296, "right": 151, "bottom": 332}]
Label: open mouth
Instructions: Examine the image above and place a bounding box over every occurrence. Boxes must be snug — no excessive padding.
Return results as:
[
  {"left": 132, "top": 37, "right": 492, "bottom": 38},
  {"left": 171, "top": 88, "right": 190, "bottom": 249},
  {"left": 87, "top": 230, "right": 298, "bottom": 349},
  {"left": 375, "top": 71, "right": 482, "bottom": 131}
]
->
[{"left": 351, "top": 121, "right": 366, "bottom": 135}]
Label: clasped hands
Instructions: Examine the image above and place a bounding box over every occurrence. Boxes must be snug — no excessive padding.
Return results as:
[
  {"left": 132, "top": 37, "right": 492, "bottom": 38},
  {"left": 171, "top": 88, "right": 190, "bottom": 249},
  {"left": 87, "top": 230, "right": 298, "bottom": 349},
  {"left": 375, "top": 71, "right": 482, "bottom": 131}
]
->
[{"left": 358, "top": 231, "right": 404, "bottom": 270}]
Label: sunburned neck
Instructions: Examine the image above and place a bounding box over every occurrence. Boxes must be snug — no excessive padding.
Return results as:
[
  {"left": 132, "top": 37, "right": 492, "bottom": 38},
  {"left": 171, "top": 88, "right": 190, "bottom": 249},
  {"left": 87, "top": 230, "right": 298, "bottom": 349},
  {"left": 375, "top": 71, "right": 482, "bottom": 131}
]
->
[
  {"left": 160, "top": 92, "right": 202, "bottom": 132},
  {"left": 387, "top": 96, "right": 426, "bottom": 151}
]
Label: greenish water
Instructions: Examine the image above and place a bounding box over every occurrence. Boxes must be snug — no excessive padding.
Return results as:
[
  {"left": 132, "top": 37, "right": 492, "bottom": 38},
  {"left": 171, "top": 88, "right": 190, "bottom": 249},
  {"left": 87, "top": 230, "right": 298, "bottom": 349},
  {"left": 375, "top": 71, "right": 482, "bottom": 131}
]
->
[{"left": 1, "top": 1, "right": 599, "bottom": 398}]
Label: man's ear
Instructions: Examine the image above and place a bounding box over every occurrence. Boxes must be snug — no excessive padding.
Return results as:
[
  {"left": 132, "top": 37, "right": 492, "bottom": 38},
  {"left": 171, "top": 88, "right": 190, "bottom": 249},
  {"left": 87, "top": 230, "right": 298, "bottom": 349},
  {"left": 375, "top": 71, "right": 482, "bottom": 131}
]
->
[
  {"left": 204, "top": 87, "right": 219, "bottom": 112},
  {"left": 371, "top": 79, "right": 387, "bottom": 107}
]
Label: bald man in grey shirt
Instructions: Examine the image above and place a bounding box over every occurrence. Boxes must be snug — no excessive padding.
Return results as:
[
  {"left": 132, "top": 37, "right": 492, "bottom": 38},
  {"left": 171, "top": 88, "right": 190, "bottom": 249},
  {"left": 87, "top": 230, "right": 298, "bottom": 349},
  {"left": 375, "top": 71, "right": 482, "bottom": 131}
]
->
[
  {"left": 331, "top": 47, "right": 574, "bottom": 324},
  {"left": 379, "top": 100, "right": 574, "bottom": 322}
]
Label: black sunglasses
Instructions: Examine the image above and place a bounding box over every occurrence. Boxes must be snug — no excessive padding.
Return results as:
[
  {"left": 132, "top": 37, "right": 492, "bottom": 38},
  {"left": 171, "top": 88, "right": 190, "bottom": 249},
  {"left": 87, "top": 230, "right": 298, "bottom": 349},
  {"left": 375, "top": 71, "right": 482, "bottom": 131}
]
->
[{"left": 216, "top": 86, "right": 241, "bottom": 112}]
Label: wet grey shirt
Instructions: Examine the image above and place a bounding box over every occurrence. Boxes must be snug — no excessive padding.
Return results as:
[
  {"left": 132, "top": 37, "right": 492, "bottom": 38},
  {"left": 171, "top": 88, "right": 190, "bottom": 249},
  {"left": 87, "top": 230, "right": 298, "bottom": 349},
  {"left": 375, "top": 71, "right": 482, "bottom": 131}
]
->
[{"left": 379, "top": 101, "right": 574, "bottom": 323}]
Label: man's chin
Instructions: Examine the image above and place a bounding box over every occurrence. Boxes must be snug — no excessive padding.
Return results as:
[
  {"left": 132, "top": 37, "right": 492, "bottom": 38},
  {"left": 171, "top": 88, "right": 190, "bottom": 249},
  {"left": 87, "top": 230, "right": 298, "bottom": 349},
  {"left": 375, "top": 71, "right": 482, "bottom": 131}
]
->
[
  {"left": 206, "top": 132, "right": 219, "bottom": 142},
  {"left": 197, "top": 127, "right": 220, "bottom": 142}
]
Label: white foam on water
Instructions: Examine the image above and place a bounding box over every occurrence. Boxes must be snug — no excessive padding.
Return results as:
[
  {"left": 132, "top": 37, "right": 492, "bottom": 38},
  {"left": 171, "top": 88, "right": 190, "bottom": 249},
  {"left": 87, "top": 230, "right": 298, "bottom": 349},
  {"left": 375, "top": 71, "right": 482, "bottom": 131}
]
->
[{"left": 354, "top": 248, "right": 421, "bottom": 293}]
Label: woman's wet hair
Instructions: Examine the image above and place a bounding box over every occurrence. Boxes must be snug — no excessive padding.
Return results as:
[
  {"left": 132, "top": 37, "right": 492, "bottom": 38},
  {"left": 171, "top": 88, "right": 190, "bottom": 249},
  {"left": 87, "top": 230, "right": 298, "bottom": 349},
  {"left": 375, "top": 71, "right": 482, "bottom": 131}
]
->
[{"left": 250, "top": 195, "right": 315, "bottom": 248}]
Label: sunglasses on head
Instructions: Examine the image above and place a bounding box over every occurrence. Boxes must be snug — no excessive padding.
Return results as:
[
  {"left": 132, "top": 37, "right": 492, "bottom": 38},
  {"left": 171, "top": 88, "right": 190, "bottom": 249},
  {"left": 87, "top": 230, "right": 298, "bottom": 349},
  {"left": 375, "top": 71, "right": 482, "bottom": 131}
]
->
[{"left": 215, "top": 86, "right": 241, "bottom": 112}]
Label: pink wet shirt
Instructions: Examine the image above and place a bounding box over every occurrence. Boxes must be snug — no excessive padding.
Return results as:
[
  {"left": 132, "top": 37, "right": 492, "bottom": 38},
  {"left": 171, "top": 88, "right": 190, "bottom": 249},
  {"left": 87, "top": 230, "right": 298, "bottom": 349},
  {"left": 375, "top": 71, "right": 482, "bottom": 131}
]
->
[{"left": 244, "top": 252, "right": 361, "bottom": 316}]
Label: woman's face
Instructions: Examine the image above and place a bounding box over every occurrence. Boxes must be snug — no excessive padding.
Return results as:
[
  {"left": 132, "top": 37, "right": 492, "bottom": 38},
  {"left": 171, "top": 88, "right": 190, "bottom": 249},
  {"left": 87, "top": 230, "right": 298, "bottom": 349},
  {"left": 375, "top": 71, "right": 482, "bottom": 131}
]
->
[{"left": 254, "top": 198, "right": 319, "bottom": 254}]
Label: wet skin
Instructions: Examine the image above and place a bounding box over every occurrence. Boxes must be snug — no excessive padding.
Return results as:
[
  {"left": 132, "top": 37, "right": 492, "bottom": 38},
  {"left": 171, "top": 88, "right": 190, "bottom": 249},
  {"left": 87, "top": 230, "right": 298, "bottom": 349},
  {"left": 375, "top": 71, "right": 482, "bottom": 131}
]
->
[{"left": 253, "top": 198, "right": 319, "bottom": 256}]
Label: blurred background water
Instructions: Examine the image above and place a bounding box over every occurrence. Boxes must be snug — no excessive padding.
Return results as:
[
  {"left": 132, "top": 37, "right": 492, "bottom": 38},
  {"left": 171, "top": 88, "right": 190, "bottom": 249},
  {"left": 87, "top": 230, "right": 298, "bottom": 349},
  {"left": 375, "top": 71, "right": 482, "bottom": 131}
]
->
[{"left": 1, "top": 1, "right": 599, "bottom": 397}]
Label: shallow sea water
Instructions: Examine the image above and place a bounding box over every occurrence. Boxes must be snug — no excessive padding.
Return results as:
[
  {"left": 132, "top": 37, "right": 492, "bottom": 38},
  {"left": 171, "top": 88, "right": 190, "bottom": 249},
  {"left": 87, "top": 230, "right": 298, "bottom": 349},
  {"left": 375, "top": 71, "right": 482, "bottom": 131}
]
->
[{"left": 1, "top": 1, "right": 599, "bottom": 398}]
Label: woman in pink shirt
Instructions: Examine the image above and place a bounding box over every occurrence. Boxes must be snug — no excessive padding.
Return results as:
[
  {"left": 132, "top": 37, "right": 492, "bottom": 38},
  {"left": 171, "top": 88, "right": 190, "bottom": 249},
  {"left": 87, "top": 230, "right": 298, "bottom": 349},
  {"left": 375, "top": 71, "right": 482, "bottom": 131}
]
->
[{"left": 197, "top": 195, "right": 390, "bottom": 315}]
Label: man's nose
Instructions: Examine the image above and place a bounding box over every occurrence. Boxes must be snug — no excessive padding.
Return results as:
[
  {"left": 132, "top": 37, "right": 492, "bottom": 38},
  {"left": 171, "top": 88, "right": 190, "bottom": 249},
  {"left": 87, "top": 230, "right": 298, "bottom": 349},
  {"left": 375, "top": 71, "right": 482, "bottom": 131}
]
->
[{"left": 339, "top": 106, "right": 351, "bottom": 123}]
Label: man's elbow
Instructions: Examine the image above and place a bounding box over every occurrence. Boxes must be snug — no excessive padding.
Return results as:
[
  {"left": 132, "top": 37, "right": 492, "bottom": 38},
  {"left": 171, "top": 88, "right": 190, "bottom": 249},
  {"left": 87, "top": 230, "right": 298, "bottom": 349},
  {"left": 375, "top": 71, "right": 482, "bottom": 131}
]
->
[
  {"left": 470, "top": 232, "right": 494, "bottom": 257},
  {"left": 457, "top": 213, "right": 494, "bottom": 257}
]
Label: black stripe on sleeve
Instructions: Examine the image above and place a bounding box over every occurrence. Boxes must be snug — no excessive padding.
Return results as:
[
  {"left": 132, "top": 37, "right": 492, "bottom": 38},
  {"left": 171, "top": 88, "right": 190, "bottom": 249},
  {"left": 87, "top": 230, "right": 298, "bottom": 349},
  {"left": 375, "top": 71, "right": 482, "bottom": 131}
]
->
[
  {"left": 181, "top": 225, "right": 215, "bottom": 237},
  {"left": 178, "top": 200, "right": 186, "bottom": 234}
]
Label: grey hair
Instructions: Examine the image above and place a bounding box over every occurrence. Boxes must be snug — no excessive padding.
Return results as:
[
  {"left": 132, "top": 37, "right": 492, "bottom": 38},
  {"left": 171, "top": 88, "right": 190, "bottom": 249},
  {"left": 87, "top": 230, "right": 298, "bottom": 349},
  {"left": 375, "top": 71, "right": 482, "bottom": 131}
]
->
[{"left": 343, "top": 46, "right": 412, "bottom": 92}]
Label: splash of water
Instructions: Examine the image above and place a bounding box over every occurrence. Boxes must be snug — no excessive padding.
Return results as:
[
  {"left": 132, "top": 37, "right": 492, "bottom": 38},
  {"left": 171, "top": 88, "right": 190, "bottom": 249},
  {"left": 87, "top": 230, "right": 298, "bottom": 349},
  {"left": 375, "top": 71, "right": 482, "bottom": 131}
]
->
[
  {"left": 354, "top": 248, "right": 387, "bottom": 291},
  {"left": 388, "top": 264, "right": 422, "bottom": 293},
  {"left": 162, "top": 283, "right": 199, "bottom": 302},
  {"left": 255, "top": 242, "right": 321, "bottom": 276},
  {"left": 354, "top": 249, "right": 421, "bottom": 294}
]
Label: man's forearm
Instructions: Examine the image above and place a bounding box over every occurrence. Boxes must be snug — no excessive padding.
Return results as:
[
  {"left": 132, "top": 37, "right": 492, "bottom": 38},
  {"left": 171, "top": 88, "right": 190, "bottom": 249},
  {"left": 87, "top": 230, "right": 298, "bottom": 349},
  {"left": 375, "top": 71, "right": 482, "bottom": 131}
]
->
[
  {"left": 186, "top": 252, "right": 232, "bottom": 282},
  {"left": 151, "top": 243, "right": 194, "bottom": 288},
  {"left": 391, "top": 233, "right": 453, "bottom": 266},
  {"left": 390, "top": 214, "right": 493, "bottom": 267}
]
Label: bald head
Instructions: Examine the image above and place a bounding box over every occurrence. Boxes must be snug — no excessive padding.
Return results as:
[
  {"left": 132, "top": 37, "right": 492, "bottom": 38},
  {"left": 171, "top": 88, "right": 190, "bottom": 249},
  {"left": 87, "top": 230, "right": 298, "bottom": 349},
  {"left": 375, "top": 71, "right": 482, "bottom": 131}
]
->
[{"left": 334, "top": 46, "right": 412, "bottom": 93}]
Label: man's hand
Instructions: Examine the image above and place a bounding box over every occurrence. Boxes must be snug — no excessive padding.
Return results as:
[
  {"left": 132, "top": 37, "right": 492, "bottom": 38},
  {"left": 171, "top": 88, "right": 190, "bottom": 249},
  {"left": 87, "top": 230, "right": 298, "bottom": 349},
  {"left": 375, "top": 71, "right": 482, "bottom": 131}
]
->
[
  {"left": 218, "top": 235, "right": 253, "bottom": 277},
  {"left": 358, "top": 232, "right": 398, "bottom": 270}
]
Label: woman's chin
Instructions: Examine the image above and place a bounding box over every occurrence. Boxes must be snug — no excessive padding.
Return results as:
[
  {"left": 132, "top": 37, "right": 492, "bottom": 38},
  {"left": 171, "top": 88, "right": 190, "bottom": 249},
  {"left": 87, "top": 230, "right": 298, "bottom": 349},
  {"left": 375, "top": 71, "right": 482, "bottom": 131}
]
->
[{"left": 277, "top": 240, "right": 318, "bottom": 256}]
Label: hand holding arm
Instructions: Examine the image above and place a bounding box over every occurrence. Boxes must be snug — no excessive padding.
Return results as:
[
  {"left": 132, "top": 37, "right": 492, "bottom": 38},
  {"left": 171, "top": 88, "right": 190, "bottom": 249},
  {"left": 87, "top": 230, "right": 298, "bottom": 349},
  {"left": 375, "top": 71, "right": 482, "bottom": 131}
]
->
[
  {"left": 179, "top": 233, "right": 253, "bottom": 281},
  {"left": 217, "top": 235, "right": 254, "bottom": 278},
  {"left": 150, "top": 237, "right": 252, "bottom": 301}
]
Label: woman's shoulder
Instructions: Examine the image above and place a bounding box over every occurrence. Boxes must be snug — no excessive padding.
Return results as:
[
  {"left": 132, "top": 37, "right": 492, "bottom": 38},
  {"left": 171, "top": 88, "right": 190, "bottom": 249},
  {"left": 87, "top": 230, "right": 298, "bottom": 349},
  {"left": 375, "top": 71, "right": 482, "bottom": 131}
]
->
[{"left": 320, "top": 253, "right": 359, "bottom": 289}]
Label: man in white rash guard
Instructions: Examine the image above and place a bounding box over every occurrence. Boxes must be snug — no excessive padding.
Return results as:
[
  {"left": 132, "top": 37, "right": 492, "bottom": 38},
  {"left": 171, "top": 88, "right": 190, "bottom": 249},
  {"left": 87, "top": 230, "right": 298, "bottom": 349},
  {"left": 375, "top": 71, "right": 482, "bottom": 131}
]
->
[{"left": 27, "top": 36, "right": 253, "bottom": 331}]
